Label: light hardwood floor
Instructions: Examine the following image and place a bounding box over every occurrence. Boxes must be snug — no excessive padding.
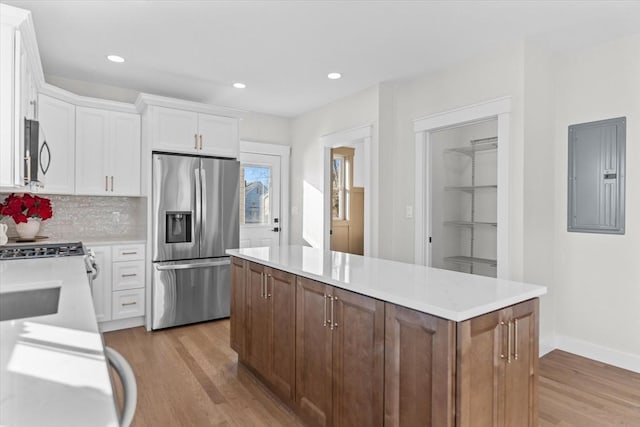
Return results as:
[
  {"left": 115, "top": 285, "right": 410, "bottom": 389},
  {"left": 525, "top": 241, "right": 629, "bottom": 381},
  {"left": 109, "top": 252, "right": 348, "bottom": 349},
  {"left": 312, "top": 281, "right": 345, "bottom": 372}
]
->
[{"left": 104, "top": 320, "right": 640, "bottom": 427}]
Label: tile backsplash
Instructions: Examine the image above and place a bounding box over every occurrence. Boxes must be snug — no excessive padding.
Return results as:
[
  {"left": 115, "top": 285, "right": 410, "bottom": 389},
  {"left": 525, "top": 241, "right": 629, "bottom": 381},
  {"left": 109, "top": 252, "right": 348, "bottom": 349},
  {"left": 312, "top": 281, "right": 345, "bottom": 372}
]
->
[{"left": 0, "top": 194, "right": 146, "bottom": 241}]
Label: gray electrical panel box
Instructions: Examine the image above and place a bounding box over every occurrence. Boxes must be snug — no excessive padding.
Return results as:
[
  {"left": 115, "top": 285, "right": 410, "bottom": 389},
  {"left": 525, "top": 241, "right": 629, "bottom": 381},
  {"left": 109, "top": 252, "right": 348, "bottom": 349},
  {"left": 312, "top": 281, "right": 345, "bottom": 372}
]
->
[{"left": 568, "top": 117, "right": 625, "bottom": 234}]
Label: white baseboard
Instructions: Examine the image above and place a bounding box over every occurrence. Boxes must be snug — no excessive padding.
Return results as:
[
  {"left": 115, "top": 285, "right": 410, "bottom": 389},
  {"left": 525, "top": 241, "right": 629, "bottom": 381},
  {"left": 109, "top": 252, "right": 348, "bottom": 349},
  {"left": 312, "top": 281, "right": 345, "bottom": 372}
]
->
[
  {"left": 544, "top": 333, "right": 640, "bottom": 374},
  {"left": 99, "top": 316, "right": 145, "bottom": 333},
  {"left": 539, "top": 334, "right": 556, "bottom": 357}
]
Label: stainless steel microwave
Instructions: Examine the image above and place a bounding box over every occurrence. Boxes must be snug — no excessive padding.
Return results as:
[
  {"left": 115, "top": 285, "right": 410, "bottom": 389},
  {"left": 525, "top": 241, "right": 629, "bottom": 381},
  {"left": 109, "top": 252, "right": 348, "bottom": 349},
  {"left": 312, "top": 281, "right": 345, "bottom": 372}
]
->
[{"left": 24, "top": 118, "right": 50, "bottom": 186}]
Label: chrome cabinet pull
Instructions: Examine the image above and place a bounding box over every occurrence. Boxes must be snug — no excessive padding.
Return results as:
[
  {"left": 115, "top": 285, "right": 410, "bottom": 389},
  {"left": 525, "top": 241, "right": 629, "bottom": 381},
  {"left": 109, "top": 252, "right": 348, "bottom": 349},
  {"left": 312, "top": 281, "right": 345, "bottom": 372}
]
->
[
  {"left": 513, "top": 318, "right": 519, "bottom": 361},
  {"left": 121, "top": 273, "right": 137, "bottom": 278},
  {"left": 500, "top": 321, "right": 508, "bottom": 360},
  {"left": 121, "top": 251, "right": 137, "bottom": 255},
  {"left": 331, "top": 296, "right": 338, "bottom": 329},
  {"left": 122, "top": 302, "right": 137, "bottom": 307},
  {"left": 323, "top": 294, "right": 328, "bottom": 327},
  {"left": 194, "top": 134, "right": 198, "bottom": 149},
  {"left": 111, "top": 176, "right": 114, "bottom": 192},
  {"left": 105, "top": 175, "right": 109, "bottom": 191},
  {"left": 199, "top": 134, "right": 203, "bottom": 150}
]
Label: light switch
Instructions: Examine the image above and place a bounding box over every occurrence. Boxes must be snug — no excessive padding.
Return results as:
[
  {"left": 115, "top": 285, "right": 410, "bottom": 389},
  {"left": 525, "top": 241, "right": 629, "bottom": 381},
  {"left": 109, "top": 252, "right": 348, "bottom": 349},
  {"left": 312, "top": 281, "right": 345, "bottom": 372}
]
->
[{"left": 405, "top": 205, "right": 413, "bottom": 218}]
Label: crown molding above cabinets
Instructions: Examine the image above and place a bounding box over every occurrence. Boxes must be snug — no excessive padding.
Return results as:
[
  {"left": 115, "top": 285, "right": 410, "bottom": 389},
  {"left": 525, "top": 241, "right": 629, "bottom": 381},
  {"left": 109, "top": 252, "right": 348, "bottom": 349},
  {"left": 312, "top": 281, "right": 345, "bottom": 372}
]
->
[
  {"left": 39, "top": 83, "right": 138, "bottom": 114},
  {"left": 135, "top": 93, "right": 247, "bottom": 119}
]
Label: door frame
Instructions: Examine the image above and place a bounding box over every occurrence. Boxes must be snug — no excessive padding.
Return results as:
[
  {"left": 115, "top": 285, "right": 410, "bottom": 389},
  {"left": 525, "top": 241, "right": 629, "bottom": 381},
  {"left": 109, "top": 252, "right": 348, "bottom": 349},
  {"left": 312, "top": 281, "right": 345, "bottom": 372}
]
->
[
  {"left": 321, "top": 125, "right": 373, "bottom": 256},
  {"left": 240, "top": 140, "right": 291, "bottom": 246},
  {"left": 413, "top": 97, "right": 511, "bottom": 278}
]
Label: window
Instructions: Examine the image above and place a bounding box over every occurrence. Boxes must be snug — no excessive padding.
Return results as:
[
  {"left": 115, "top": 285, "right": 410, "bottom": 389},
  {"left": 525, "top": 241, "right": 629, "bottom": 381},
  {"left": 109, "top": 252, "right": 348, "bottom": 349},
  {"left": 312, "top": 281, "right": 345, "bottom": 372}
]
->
[
  {"left": 331, "top": 154, "right": 351, "bottom": 220},
  {"left": 240, "top": 165, "right": 271, "bottom": 225}
]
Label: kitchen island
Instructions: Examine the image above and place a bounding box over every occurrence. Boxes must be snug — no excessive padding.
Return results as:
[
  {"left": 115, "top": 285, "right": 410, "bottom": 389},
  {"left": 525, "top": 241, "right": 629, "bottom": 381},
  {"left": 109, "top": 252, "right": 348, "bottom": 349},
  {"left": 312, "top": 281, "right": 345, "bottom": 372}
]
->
[
  {"left": 227, "top": 245, "right": 547, "bottom": 427},
  {"left": 0, "top": 256, "right": 120, "bottom": 427}
]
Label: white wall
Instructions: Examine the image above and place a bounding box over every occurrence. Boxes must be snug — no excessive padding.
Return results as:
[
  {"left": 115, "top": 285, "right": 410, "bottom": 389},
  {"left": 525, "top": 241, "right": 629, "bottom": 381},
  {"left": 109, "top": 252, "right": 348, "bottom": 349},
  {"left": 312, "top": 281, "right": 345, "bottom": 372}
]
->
[
  {"left": 522, "top": 42, "right": 557, "bottom": 354},
  {"left": 239, "top": 112, "right": 290, "bottom": 146},
  {"left": 289, "top": 85, "right": 378, "bottom": 248},
  {"left": 552, "top": 34, "right": 640, "bottom": 366}
]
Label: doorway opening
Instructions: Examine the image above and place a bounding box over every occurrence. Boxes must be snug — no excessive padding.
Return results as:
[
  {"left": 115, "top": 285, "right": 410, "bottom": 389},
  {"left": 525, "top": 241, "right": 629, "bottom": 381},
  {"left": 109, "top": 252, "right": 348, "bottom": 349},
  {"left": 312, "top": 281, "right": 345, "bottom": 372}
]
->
[
  {"left": 330, "top": 147, "right": 364, "bottom": 255},
  {"left": 321, "top": 125, "right": 373, "bottom": 256}
]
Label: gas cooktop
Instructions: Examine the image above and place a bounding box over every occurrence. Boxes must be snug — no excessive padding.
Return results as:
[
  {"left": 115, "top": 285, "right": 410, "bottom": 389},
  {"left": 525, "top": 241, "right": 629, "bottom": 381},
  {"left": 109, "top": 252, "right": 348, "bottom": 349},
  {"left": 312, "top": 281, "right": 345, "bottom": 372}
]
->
[{"left": 0, "top": 242, "right": 86, "bottom": 260}]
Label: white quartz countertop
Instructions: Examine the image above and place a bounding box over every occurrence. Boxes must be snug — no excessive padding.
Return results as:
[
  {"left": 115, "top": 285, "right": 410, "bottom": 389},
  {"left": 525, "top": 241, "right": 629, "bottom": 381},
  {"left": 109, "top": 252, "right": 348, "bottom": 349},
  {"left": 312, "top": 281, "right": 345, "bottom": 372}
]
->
[
  {"left": 0, "top": 257, "right": 119, "bottom": 427},
  {"left": 227, "top": 246, "right": 547, "bottom": 322}
]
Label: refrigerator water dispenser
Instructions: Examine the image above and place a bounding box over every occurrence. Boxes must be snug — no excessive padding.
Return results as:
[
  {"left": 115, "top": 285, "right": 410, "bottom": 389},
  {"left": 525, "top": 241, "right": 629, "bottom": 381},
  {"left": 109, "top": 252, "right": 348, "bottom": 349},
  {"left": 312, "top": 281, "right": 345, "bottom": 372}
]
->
[{"left": 166, "top": 211, "right": 192, "bottom": 243}]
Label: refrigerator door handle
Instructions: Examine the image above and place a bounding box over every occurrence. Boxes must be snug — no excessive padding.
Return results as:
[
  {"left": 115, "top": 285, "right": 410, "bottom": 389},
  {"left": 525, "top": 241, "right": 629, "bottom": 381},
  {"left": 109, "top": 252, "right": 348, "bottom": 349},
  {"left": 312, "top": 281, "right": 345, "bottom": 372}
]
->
[
  {"left": 200, "top": 167, "right": 207, "bottom": 250},
  {"left": 155, "top": 259, "right": 231, "bottom": 271},
  {"left": 194, "top": 167, "right": 202, "bottom": 252}
]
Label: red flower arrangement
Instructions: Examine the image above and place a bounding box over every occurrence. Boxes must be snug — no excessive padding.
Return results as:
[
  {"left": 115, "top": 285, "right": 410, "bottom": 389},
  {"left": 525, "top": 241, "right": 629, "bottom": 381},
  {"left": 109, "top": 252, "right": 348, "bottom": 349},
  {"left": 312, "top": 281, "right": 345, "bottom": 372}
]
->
[{"left": 0, "top": 193, "right": 53, "bottom": 224}]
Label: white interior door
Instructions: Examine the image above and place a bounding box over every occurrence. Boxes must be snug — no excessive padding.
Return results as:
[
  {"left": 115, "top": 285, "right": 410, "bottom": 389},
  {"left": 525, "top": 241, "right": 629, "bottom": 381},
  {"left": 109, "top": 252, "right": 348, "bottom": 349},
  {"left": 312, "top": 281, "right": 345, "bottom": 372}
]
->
[{"left": 239, "top": 152, "right": 281, "bottom": 249}]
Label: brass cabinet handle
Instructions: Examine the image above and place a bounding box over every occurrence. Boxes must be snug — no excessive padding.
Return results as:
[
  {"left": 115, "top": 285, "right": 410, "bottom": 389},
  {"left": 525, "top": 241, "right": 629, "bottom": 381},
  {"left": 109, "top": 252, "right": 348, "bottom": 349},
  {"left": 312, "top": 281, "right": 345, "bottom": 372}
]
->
[
  {"left": 199, "top": 134, "right": 203, "bottom": 150},
  {"left": 194, "top": 134, "right": 198, "bottom": 149},
  {"left": 260, "top": 273, "right": 265, "bottom": 298},
  {"left": 500, "top": 321, "right": 508, "bottom": 360},
  {"left": 323, "top": 294, "right": 328, "bottom": 327},
  {"left": 111, "top": 176, "right": 114, "bottom": 192},
  {"left": 266, "top": 274, "right": 272, "bottom": 298},
  {"left": 331, "top": 297, "right": 338, "bottom": 330},
  {"left": 105, "top": 175, "right": 109, "bottom": 191},
  {"left": 507, "top": 321, "right": 513, "bottom": 363},
  {"left": 513, "top": 318, "right": 519, "bottom": 361}
]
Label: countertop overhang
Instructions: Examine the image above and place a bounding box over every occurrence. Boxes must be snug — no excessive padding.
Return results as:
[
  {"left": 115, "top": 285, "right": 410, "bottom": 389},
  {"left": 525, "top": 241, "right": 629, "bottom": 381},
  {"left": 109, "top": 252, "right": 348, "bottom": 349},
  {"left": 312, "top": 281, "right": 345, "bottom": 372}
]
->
[
  {"left": 0, "top": 256, "right": 119, "bottom": 427},
  {"left": 227, "top": 245, "right": 547, "bottom": 322}
]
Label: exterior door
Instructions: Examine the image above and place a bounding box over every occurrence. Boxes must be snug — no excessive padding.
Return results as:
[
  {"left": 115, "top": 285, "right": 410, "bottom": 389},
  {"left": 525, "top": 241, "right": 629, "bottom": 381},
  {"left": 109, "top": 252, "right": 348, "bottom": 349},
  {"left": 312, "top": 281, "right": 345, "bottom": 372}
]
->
[{"left": 239, "top": 152, "right": 281, "bottom": 249}]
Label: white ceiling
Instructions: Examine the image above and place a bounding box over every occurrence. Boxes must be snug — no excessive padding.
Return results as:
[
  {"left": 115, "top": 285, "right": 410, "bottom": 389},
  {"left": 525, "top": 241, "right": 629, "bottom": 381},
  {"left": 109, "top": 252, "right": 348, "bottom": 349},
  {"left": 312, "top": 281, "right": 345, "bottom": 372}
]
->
[{"left": 5, "top": 1, "right": 640, "bottom": 117}]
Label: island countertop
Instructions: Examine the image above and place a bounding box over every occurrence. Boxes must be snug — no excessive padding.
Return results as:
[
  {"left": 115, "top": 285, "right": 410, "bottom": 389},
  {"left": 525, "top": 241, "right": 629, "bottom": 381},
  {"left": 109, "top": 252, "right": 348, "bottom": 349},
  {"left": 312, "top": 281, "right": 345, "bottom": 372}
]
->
[
  {"left": 227, "top": 245, "right": 546, "bottom": 322},
  {"left": 0, "top": 256, "right": 119, "bottom": 427}
]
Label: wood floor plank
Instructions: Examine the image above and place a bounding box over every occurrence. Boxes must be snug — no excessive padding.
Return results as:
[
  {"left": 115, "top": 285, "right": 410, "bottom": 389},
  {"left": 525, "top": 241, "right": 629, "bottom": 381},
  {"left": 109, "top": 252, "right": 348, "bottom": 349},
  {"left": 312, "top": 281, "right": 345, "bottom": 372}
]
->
[{"left": 104, "top": 320, "right": 640, "bottom": 426}]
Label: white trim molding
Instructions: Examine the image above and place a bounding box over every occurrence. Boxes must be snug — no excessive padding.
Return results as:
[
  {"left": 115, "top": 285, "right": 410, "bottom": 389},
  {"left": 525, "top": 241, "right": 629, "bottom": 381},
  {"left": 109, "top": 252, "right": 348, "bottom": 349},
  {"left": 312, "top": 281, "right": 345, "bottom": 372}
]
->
[
  {"left": 552, "top": 334, "right": 640, "bottom": 374},
  {"left": 136, "top": 92, "right": 248, "bottom": 119},
  {"left": 240, "top": 140, "right": 291, "bottom": 246},
  {"left": 320, "top": 124, "right": 375, "bottom": 256},
  {"left": 413, "top": 96, "right": 511, "bottom": 279}
]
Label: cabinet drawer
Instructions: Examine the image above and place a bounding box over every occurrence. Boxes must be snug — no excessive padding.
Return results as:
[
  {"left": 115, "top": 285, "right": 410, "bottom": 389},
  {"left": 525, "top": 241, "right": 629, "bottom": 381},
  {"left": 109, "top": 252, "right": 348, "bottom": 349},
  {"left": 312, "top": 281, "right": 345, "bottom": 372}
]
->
[
  {"left": 112, "top": 244, "right": 145, "bottom": 262},
  {"left": 112, "top": 260, "right": 145, "bottom": 291},
  {"left": 112, "top": 288, "right": 145, "bottom": 319}
]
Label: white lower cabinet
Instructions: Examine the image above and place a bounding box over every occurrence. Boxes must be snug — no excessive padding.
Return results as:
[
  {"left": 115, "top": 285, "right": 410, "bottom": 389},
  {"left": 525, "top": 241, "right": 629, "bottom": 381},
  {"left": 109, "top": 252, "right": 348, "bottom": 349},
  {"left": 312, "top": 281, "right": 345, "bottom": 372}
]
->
[
  {"left": 112, "top": 288, "right": 145, "bottom": 320},
  {"left": 88, "top": 243, "right": 146, "bottom": 329}
]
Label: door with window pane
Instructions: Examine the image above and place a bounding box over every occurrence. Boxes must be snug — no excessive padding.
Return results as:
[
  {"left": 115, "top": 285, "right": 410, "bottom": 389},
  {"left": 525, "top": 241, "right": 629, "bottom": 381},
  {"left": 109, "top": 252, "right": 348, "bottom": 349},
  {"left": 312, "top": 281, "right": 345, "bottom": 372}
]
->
[{"left": 239, "top": 152, "right": 281, "bottom": 249}]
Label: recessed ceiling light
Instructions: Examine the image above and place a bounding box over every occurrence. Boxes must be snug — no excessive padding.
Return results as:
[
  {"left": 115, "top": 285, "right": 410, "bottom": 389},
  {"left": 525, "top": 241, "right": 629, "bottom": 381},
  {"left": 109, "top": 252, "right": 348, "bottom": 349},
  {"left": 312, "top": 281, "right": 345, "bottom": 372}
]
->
[
  {"left": 106, "top": 55, "right": 125, "bottom": 63},
  {"left": 327, "top": 72, "right": 342, "bottom": 80},
  {"left": 233, "top": 82, "right": 246, "bottom": 89}
]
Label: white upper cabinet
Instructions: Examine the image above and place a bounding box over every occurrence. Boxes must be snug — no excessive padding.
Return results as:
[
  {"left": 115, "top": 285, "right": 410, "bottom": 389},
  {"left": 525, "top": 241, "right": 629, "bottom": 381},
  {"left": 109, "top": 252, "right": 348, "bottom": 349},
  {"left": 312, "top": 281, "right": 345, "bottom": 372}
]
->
[
  {"left": 37, "top": 94, "right": 75, "bottom": 194},
  {"left": 76, "top": 106, "right": 141, "bottom": 196},
  {"left": 143, "top": 102, "right": 240, "bottom": 158},
  {"left": 198, "top": 113, "right": 238, "bottom": 157},
  {"left": 150, "top": 106, "right": 199, "bottom": 152},
  {"left": 110, "top": 112, "right": 141, "bottom": 196}
]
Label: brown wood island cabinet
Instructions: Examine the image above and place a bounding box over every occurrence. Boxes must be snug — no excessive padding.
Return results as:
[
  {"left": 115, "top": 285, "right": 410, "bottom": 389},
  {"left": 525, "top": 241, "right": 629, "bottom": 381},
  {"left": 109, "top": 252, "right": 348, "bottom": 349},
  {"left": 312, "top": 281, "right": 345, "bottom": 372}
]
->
[{"left": 230, "top": 256, "right": 539, "bottom": 427}]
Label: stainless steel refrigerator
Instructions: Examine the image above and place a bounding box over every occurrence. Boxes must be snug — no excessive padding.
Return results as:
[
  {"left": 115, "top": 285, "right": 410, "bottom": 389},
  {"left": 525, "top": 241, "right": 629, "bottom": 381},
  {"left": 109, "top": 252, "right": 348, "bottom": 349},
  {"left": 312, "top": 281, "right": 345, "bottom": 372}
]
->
[{"left": 151, "top": 153, "right": 239, "bottom": 329}]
